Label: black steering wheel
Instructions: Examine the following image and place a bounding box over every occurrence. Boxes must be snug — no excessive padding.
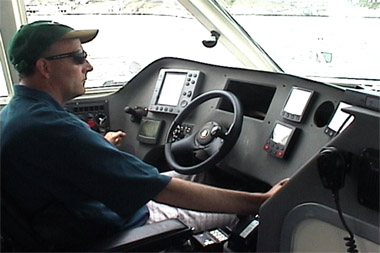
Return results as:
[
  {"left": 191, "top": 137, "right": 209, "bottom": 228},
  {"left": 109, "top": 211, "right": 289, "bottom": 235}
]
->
[{"left": 165, "top": 90, "right": 243, "bottom": 174}]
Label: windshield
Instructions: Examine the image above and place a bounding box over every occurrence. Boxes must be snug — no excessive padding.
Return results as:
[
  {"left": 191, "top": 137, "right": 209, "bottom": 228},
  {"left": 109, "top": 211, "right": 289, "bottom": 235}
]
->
[
  {"left": 24, "top": 0, "right": 380, "bottom": 91},
  {"left": 25, "top": 0, "right": 242, "bottom": 88},
  {"left": 216, "top": 0, "right": 380, "bottom": 86}
]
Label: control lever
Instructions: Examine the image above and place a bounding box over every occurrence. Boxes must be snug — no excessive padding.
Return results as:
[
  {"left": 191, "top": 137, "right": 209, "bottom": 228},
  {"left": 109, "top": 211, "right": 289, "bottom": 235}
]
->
[{"left": 124, "top": 106, "right": 147, "bottom": 122}]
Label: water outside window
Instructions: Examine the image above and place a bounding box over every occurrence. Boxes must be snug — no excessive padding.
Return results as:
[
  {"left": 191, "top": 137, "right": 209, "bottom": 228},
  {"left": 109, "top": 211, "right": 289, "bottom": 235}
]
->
[
  {"left": 25, "top": 0, "right": 380, "bottom": 91},
  {"left": 218, "top": 0, "right": 380, "bottom": 89}
]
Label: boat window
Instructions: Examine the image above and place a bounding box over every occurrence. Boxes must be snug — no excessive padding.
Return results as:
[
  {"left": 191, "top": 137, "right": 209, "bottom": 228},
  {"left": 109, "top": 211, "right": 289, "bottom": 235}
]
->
[
  {"left": 0, "top": 31, "right": 10, "bottom": 97},
  {"left": 0, "top": 62, "right": 8, "bottom": 97},
  {"left": 25, "top": 0, "right": 243, "bottom": 89},
  {"left": 216, "top": 0, "right": 380, "bottom": 91}
]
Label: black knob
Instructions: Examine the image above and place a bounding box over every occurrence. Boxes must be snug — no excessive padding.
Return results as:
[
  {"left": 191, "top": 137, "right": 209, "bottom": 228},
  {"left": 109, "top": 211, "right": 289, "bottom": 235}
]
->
[
  {"left": 124, "top": 106, "right": 147, "bottom": 122},
  {"left": 124, "top": 106, "right": 136, "bottom": 116}
]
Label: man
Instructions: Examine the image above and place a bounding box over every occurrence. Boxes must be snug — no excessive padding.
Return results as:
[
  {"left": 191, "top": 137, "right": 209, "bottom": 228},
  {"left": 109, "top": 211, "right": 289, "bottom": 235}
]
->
[{"left": 1, "top": 21, "right": 288, "bottom": 249}]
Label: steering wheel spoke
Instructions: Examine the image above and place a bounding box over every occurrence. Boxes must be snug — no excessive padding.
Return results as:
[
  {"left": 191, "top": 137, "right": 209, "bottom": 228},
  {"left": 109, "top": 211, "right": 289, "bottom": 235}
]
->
[{"left": 203, "top": 137, "right": 224, "bottom": 157}]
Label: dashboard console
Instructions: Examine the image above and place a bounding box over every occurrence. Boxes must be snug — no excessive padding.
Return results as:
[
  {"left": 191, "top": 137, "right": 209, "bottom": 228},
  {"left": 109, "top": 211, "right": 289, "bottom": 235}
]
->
[{"left": 67, "top": 57, "right": 379, "bottom": 187}]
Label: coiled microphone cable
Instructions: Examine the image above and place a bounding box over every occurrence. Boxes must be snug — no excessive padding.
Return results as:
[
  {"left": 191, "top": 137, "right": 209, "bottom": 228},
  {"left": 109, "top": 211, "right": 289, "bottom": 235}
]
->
[
  {"left": 332, "top": 190, "right": 358, "bottom": 253},
  {"left": 317, "top": 147, "right": 359, "bottom": 253}
]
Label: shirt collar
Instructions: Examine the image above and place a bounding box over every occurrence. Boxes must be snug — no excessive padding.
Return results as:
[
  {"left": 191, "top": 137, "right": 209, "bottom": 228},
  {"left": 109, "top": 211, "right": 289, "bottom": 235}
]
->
[{"left": 13, "top": 84, "right": 65, "bottom": 111}]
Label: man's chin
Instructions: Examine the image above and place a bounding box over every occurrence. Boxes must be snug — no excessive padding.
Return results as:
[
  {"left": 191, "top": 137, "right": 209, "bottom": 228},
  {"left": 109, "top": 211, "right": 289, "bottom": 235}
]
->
[
  {"left": 79, "top": 85, "right": 86, "bottom": 95},
  {"left": 70, "top": 88, "right": 86, "bottom": 100}
]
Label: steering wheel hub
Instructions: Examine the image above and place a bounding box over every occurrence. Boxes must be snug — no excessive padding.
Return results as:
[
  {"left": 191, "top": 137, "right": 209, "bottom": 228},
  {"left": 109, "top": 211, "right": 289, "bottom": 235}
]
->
[
  {"left": 197, "top": 122, "right": 222, "bottom": 145},
  {"left": 200, "top": 129, "right": 210, "bottom": 139}
]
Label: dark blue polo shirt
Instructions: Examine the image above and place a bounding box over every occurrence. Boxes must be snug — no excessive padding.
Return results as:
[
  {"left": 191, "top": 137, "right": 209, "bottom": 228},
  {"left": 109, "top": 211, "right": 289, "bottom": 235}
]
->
[{"left": 0, "top": 85, "right": 171, "bottom": 246}]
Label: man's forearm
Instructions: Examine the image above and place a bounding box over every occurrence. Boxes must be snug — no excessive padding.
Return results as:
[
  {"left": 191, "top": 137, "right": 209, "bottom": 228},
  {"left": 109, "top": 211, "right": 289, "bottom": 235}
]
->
[{"left": 154, "top": 178, "right": 267, "bottom": 215}]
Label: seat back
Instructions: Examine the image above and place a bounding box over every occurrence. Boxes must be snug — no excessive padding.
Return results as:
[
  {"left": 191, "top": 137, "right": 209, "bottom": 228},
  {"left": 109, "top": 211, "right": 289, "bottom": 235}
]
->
[{"left": 1, "top": 194, "right": 52, "bottom": 251}]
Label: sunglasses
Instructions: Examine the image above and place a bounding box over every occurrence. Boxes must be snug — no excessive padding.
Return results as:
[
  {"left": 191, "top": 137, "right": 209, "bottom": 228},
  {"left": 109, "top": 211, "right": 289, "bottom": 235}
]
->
[{"left": 44, "top": 50, "right": 88, "bottom": 64}]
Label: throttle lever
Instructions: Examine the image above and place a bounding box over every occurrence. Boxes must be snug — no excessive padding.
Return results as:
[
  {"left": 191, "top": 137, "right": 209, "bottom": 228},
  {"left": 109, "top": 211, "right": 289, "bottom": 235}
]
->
[{"left": 124, "top": 106, "right": 147, "bottom": 122}]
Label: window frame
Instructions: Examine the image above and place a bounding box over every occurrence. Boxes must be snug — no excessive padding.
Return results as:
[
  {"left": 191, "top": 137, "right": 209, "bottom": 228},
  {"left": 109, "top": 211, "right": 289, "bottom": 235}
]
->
[
  {"left": 0, "top": 31, "right": 13, "bottom": 104},
  {"left": 0, "top": 0, "right": 29, "bottom": 104}
]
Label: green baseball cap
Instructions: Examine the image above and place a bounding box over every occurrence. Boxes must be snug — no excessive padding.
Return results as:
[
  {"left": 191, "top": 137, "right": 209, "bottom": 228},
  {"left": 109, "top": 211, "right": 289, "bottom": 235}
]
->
[{"left": 7, "top": 20, "right": 99, "bottom": 74}]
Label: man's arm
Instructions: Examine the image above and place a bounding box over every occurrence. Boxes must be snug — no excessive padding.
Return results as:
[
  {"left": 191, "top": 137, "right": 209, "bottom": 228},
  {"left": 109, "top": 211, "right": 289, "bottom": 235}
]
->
[{"left": 154, "top": 177, "right": 288, "bottom": 215}]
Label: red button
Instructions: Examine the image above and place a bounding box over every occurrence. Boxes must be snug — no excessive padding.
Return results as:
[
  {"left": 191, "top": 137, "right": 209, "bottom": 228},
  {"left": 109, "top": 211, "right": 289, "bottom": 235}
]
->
[{"left": 87, "top": 120, "right": 96, "bottom": 129}]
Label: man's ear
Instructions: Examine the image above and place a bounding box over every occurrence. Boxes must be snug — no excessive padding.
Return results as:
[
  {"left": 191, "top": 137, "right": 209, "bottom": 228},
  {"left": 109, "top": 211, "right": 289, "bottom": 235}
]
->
[{"left": 35, "top": 58, "right": 51, "bottom": 79}]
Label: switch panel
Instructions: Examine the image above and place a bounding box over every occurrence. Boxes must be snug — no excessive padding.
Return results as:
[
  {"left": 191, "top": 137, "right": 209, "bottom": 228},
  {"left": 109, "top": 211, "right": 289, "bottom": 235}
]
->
[{"left": 66, "top": 100, "right": 110, "bottom": 134}]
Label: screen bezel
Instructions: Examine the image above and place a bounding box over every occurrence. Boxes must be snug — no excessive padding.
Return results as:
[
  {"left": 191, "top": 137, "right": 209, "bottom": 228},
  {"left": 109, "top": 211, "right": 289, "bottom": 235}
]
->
[
  {"left": 149, "top": 69, "right": 202, "bottom": 115},
  {"left": 325, "top": 102, "right": 354, "bottom": 136},
  {"left": 271, "top": 122, "right": 294, "bottom": 146},
  {"left": 264, "top": 121, "right": 297, "bottom": 159},
  {"left": 282, "top": 87, "right": 314, "bottom": 122},
  {"left": 137, "top": 118, "right": 163, "bottom": 144}
]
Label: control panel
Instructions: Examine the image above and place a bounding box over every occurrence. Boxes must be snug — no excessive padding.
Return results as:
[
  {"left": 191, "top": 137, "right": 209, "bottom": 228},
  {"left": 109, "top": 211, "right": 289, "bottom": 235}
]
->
[
  {"left": 65, "top": 100, "right": 110, "bottom": 134},
  {"left": 170, "top": 123, "right": 194, "bottom": 142},
  {"left": 192, "top": 228, "right": 229, "bottom": 251}
]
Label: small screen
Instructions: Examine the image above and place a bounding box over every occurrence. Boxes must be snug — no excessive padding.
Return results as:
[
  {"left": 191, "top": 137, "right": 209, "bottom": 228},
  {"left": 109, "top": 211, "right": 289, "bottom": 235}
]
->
[
  {"left": 284, "top": 88, "right": 313, "bottom": 116},
  {"left": 157, "top": 72, "right": 186, "bottom": 106},
  {"left": 328, "top": 102, "right": 354, "bottom": 132},
  {"left": 272, "top": 123, "right": 293, "bottom": 145},
  {"left": 140, "top": 119, "right": 161, "bottom": 138}
]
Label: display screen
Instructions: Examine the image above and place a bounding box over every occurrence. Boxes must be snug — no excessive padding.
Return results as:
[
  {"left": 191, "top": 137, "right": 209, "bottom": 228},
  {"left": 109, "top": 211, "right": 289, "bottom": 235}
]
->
[
  {"left": 157, "top": 72, "right": 186, "bottom": 106},
  {"left": 272, "top": 123, "right": 293, "bottom": 145},
  {"left": 139, "top": 119, "right": 161, "bottom": 138},
  {"left": 327, "top": 102, "right": 354, "bottom": 132},
  {"left": 284, "top": 88, "right": 313, "bottom": 116}
]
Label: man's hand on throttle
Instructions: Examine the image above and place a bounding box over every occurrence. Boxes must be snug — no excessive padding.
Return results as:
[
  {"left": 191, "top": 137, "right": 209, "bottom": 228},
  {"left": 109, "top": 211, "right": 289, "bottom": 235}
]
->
[{"left": 104, "top": 130, "right": 126, "bottom": 147}]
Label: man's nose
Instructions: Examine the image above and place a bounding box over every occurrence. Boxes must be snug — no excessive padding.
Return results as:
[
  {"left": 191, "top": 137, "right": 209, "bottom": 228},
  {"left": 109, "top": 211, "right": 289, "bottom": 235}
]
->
[{"left": 85, "top": 60, "right": 93, "bottom": 72}]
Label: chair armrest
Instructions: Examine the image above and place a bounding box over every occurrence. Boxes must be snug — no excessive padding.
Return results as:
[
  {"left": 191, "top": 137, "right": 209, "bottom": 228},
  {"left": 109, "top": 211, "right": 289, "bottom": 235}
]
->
[{"left": 90, "top": 219, "right": 192, "bottom": 252}]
